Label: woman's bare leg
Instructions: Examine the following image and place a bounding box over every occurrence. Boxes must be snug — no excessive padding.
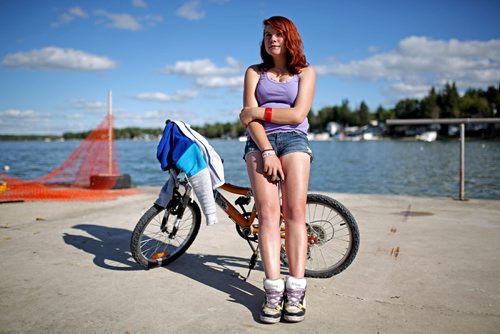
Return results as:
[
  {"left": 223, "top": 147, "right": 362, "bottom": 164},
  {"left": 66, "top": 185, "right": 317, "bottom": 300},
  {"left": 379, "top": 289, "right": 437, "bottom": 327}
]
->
[
  {"left": 246, "top": 152, "right": 282, "bottom": 279},
  {"left": 280, "top": 152, "right": 310, "bottom": 278}
]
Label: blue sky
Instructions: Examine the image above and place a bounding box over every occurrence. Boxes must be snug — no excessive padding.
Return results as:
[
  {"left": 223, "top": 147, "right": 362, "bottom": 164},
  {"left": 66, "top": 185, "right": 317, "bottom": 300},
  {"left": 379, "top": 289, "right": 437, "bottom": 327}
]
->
[{"left": 0, "top": 0, "right": 499, "bottom": 135}]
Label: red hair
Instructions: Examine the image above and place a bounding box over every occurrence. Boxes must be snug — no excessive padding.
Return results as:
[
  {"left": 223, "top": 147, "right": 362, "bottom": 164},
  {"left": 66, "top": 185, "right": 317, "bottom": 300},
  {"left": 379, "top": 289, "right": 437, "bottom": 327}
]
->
[{"left": 259, "top": 16, "right": 308, "bottom": 75}]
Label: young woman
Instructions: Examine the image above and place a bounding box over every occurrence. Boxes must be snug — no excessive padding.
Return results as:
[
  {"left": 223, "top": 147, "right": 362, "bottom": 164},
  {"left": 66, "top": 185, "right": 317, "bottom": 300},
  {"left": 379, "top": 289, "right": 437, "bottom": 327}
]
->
[{"left": 239, "top": 16, "right": 316, "bottom": 324}]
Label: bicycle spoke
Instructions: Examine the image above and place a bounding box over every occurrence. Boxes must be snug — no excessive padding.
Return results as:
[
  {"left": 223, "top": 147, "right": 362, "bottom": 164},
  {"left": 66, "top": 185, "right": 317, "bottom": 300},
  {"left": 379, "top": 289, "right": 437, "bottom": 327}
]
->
[{"left": 300, "top": 194, "right": 360, "bottom": 277}]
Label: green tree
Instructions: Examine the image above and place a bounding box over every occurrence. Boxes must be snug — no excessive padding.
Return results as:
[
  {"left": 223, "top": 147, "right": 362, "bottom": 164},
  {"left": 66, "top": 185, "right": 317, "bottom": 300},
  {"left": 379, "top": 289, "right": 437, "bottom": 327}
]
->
[
  {"left": 354, "top": 101, "right": 371, "bottom": 126},
  {"left": 314, "top": 106, "right": 334, "bottom": 131},
  {"left": 374, "top": 105, "right": 393, "bottom": 123},
  {"left": 485, "top": 84, "right": 500, "bottom": 117},
  {"left": 326, "top": 99, "right": 355, "bottom": 126},
  {"left": 460, "top": 89, "right": 490, "bottom": 117},
  {"left": 393, "top": 98, "right": 421, "bottom": 119},
  {"left": 421, "top": 87, "right": 441, "bottom": 118},
  {"left": 438, "top": 82, "right": 460, "bottom": 118}
]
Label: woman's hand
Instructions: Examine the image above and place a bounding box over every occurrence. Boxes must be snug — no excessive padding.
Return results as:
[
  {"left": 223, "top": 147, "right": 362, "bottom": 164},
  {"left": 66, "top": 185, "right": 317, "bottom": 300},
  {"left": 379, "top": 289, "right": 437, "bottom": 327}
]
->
[
  {"left": 239, "top": 107, "right": 258, "bottom": 128},
  {"left": 262, "top": 153, "right": 285, "bottom": 182}
]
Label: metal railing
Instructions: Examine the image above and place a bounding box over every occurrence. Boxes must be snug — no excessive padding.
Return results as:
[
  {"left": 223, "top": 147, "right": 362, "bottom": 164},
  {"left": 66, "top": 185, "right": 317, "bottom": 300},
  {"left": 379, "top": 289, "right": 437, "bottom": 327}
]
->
[{"left": 386, "top": 118, "right": 500, "bottom": 200}]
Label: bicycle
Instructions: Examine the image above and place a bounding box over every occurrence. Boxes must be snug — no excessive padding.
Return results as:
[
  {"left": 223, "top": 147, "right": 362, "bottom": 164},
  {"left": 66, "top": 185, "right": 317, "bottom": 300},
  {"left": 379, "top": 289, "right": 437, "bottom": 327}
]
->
[{"left": 130, "top": 168, "right": 360, "bottom": 279}]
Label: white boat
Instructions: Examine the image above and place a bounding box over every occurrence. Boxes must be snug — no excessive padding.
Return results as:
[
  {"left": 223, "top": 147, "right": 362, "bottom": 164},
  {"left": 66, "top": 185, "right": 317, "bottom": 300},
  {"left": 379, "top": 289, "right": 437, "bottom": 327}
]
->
[
  {"left": 309, "top": 132, "right": 331, "bottom": 141},
  {"left": 362, "top": 132, "right": 380, "bottom": 141},
  {"left": 416, "top": 131, "right": 437, "bottom": 142}
]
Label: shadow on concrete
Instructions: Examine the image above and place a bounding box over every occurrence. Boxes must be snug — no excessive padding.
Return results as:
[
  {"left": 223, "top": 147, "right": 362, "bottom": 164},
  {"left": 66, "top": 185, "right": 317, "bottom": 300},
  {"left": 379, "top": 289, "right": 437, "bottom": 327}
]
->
[
  {"left": 167, "top": 253, "right": 263, "bottom": 321},
  {"left": 63, "top": 224, "right": 263, "bottom": 321},
  {"left": 63, "top": 224, "right": 142, "bottom": 271}
]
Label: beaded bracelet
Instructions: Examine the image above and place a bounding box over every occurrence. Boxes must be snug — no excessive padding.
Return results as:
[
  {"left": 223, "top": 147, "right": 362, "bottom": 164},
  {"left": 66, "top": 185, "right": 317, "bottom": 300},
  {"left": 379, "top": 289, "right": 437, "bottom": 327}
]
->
[{"left": 262, "top": 150, "right": 276, "bottom": 158}]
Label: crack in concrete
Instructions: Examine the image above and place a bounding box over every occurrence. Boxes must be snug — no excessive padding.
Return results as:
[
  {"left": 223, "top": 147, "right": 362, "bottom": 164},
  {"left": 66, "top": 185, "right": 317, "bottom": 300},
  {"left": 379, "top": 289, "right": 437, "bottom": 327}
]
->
[{"left": 333, "top": 292, "right": 500, "bottom": 318}]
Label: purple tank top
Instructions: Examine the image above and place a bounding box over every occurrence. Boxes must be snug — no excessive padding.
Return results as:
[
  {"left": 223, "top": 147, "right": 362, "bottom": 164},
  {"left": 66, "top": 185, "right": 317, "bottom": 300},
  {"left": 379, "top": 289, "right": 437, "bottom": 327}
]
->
[{"left": 255, "top": 72, "right": 309, "bottom": 135}]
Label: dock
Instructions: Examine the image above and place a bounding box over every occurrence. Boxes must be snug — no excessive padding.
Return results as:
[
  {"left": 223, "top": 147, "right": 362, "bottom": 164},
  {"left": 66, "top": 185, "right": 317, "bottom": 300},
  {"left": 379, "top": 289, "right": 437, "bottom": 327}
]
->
[{"left": 0, "top": 188, "right": 499, "bottom": 333}]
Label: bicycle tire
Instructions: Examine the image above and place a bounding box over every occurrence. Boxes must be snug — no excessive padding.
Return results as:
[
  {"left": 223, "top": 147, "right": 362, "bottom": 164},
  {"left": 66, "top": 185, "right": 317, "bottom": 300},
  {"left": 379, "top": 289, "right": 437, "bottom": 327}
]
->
[
  {"left": 130, "top": 202, "right": 201, "bottom": 269},
  {"left": 290, "top": 194, "right": 360, "bottom": 278}
]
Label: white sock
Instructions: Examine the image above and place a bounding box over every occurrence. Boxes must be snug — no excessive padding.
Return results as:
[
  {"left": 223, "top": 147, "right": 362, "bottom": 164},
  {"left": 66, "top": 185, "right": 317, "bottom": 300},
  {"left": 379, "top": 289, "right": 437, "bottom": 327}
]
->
[
  {"left": 286, "top": 276, "right": 307, "bottom": 290},
  {"left": 264, "top": 278, "right": 285, "bottom": 291}
]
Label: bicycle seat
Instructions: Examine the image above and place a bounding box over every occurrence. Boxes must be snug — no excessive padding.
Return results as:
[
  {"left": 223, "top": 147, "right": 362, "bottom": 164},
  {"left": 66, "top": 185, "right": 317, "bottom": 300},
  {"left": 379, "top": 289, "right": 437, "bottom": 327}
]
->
[{"left": 235, "top": 196, "right": 251, "bottom": 206}]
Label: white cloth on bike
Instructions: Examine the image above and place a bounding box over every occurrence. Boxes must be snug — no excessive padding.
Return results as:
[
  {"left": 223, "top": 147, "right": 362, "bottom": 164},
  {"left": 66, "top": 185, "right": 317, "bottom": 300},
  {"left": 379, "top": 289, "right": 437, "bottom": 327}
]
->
[
  {"left": 189, "top": 168, "right": 217, "bottom": 225},
  {"left": 174, "top": 120, "right": 225, "bottom": 189},
  {"left": 155, "top": 120, "right": 224, "bottom": 225},
  {"left": 155, "top": 162, "right": 217, "bottom": 226},
  {"left": 155, "top": 176, "right": 175, "bottom": 208}
]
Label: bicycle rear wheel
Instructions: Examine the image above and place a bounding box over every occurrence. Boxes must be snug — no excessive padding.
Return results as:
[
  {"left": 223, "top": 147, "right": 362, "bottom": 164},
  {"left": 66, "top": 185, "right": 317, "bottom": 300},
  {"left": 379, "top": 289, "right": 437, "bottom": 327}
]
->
[
  {"left": 130, "top": 202, "right": 201, "bottom": 269},
  {"left": 302, "top": 194, "right": 360, "bottom": 278}
]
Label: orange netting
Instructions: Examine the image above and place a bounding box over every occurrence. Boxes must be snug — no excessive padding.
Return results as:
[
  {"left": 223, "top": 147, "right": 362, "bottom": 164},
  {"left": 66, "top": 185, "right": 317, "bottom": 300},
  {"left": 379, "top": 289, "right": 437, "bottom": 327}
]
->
[{"left": 0, "top": 115, "right": 138, "bottom": 202}]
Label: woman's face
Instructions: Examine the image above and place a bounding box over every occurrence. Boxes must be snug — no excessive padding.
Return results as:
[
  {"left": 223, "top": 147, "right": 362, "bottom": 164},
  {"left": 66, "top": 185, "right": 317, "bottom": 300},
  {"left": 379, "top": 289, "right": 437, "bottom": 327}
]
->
[{"left": 264, "top": 25, "right": 285, "bottom": 58}]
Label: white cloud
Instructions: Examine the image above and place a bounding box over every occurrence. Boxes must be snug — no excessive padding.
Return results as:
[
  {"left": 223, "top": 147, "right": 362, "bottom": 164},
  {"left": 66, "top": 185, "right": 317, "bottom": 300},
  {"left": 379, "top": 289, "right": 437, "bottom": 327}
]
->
[
  {"left": 196, "top": 76, "right": 244, "bottom": 88},
  {"left": 117, "top": 109, "right": 172, "bottom": 128},
  {"left": 0, "top": 47, "right": 117, "bottom": 71},
  {"left": 316, "top": 36, "right": 500, "bottom": 99},
  {"left": 0, "top": 108, "right": 108, "bottom": 135},
  {"left": 65, "top": 114, "right": 84, "bottom": 120},
  {"left": 94, "top": 10, "right": 142, "bottom": 31},
  {"left": 0, "top": 109, "right": 42, "bottom": 134},
  {"left": 71, "top": 99, "right": 108, "bottom": 111},
  {"left": 52, "top": 6, "right": 161, "bottom": 30},
  {"left": 0, "top": 109, "right": 36, "bottom": 118},
  {"left": 161, "top": 58, "right": 240, "bottom": 76},
  {"left": 176, "top": 0, "right": 206, "bottom": 20},
  {"left": 161, "top": 57, "right": 243, "bottom": 88},
  {"left": 133, "top": 89, "right": 199, "bottom": 102},
  {"left": 140, "top": 14, "right": 163, "bottom": 26},
  {"left": 387, "top": 82, "right": 430, "bottom": 99},
  {"left": 69, "top": 7, "right": 88, "bottom": 18},
  {"left": 51, "top": 7, "right": 88, "bottom": 27},
  {"left": 132, "top": 0, "right": 148, "bottom": 8}
]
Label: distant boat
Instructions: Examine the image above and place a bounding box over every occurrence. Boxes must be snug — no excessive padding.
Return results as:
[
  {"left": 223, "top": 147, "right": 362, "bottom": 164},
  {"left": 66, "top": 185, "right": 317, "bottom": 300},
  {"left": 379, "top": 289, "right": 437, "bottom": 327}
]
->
[
  {"left": 309, "top": 132, "right": 331, "bottom": 141},
  {"left": 416, "top": 131, "right": 437, "bottom": 142},
  {"left": 362, "top": 132, "right": 379, "bottom": 141}
]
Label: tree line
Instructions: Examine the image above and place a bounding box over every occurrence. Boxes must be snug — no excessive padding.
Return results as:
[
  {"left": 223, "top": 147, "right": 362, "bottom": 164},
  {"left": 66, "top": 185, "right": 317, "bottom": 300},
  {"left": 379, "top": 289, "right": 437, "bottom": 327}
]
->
[
  {"left": 195, "top": 83, "right": 500, "bottom": 138},
  {"left": 309, "top": 83, "right": 499, "bottom": 132},
  {"left": 2, "top": 83, "right": 498, "bottom": 141}
]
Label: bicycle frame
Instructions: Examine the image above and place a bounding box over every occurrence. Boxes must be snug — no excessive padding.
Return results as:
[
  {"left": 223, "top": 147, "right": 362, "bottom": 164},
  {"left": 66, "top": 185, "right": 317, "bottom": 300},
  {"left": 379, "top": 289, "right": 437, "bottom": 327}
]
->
[
  {"left": 215, "top": 183, "right": 298, "bottom": 238},
  {"left": 131, "top": 168, "right": 360, "bottom": 278},
  {"left": 171, "top": 170, "right": 315, "bottom": 245},
  {"left": 214, "top": 183, "right": 256, "bottom": 228},
  {"left": 165, "top": 169, "right": 256, "bottom": 229}
]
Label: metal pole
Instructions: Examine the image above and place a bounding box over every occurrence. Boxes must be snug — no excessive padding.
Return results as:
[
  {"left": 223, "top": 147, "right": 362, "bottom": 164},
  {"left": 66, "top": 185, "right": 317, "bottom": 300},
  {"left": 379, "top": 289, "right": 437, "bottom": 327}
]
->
[
  {"left": 108, "top": 90, "right": 113, "bottom": 175},
  {"left": 459, "top": 123, "right": 465, "bottom": 200},
  {"left": 385, "top": 118, "right": 500, "bottom": 200}
]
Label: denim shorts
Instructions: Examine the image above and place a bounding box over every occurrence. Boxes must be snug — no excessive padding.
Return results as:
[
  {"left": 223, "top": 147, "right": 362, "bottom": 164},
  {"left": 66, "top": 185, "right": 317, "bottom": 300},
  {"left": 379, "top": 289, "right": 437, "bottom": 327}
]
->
[{"left": 243, "top": 131, "right": 313, "bottom": 162}]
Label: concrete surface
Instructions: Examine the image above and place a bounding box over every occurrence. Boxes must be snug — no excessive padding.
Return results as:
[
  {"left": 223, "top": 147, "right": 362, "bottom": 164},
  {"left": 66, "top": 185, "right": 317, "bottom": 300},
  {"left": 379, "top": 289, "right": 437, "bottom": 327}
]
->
[{"left": 0, "top": 187, "right": 499, "bottom": 333}]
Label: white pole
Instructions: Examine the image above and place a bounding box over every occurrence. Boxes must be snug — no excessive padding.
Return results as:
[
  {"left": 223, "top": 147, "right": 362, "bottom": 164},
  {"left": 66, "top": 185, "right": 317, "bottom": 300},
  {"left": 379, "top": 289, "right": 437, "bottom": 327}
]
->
[
  {"left": 108, "top": 90, "right": 113, "bottom": 175},
  {"left": 459, "top": 123, "right": 465, "bottom": 200}
]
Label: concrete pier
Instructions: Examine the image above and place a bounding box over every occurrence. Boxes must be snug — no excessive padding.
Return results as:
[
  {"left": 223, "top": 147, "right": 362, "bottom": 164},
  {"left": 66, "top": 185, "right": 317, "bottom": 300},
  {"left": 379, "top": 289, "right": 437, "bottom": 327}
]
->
[{"left": 1, "top": 188, "right": 499, "bottom": 333}]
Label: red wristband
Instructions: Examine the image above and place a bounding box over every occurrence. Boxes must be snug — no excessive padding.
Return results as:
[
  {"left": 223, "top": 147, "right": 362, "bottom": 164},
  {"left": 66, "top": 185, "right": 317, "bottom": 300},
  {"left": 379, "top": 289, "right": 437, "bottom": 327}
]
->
[{"left": 264, "top": 107, "right": 273, "bottom": 122}]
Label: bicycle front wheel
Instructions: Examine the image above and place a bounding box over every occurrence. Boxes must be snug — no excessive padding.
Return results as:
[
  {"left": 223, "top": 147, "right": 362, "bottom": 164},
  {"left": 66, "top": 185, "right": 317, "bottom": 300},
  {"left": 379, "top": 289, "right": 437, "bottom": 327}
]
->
[
  {"left": 304, "top": 194, "right": 360, "bottom": 278},
  {"left": 130, "top": 202, "right": 201, "bottom": 269}
]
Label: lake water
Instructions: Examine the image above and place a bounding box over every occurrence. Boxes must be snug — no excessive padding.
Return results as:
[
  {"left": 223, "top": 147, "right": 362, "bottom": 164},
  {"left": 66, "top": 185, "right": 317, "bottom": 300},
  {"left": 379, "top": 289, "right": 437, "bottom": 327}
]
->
[{"left": 1, "top": 139, "right": 499, "bottom": 200}]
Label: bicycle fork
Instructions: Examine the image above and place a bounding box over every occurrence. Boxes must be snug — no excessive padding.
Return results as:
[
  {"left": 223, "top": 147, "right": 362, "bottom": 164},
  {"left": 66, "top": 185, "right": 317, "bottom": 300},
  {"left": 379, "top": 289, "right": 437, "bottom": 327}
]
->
[{"left": 161, "top": 173, "right": 193, "bottom": 239}]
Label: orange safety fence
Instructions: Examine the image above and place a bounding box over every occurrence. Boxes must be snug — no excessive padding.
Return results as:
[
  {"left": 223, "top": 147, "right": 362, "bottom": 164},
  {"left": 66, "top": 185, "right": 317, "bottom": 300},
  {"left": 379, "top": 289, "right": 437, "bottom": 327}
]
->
[{"left": 0, "top": 115, "right": 138, "bottom": 203}]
